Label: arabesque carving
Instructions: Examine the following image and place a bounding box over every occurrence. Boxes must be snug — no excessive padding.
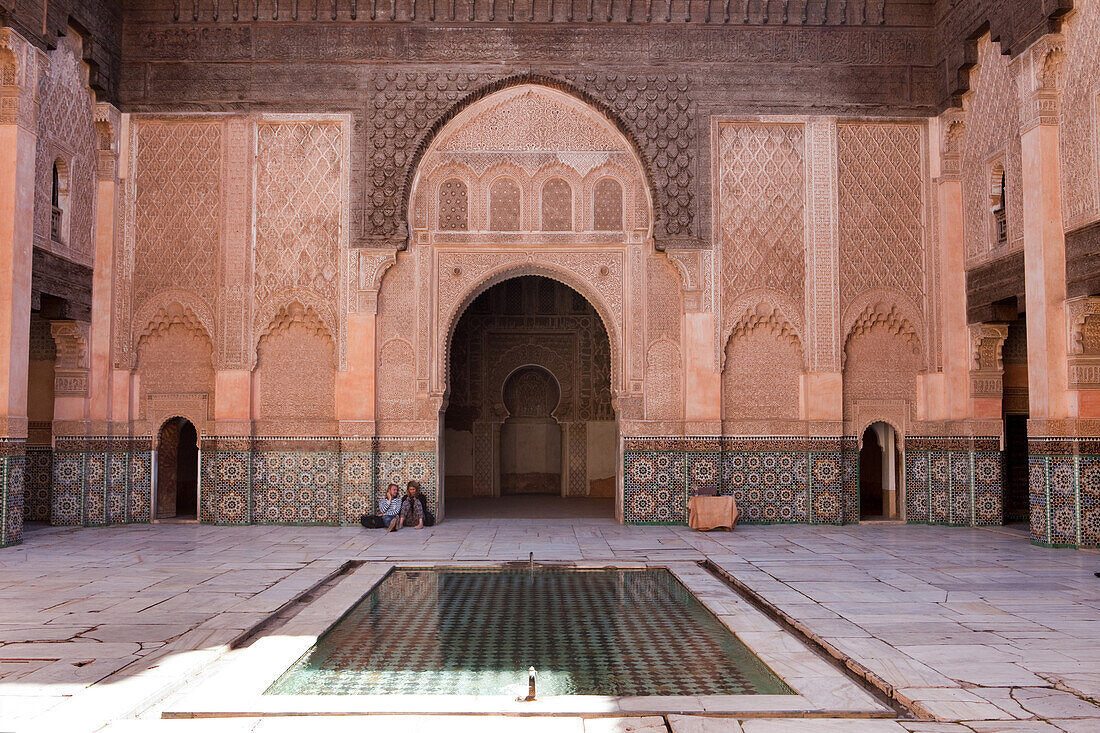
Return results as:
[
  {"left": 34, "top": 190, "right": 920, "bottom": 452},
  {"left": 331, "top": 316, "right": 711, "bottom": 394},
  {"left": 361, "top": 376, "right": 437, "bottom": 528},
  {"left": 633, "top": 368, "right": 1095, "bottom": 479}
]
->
[
  {"left": 715, "top": 121, "right": 806, "bottom": 338},
  {"left": 1067, "top": 296, "right": 1100, "bottom": 390},
  {"left": 969, "top": 323, "right": 1009, "bottom": 397},
  {"left": 33, "top": 33, "right": 97, "bottom": 267},
  {"left": 837, "top": 122, "right": 926, "bottom": 311},
  {"left": 1060, "top": 4, "right": 1100, "bottom": 230},
  {"left": 961, "top": 35, "right": 1024, "bottom": 264},
  {"left": 843, "top": 301, "right": 922, "bottom": 367},
  {"left": 50, "top": 321, "right": 91, "bottom": 397}
]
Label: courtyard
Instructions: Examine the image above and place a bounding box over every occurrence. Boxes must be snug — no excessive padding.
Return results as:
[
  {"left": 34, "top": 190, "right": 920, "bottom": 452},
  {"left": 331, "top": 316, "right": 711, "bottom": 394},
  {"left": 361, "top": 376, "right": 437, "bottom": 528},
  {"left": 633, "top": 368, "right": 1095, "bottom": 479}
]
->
[{"left": 0, "top": 521, "right": 1096, "bottom": 732}]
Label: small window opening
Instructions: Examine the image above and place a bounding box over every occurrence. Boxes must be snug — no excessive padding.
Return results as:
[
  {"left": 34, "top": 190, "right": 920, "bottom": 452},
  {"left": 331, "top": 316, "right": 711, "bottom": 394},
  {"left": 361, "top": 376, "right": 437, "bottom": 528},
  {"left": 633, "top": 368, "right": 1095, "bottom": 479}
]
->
[
  {"left": 51, "top": 160, "right": 69, "bottom": 245},
  {"left": 991, "top": 167, "right": 1007, "bottom": 245}
]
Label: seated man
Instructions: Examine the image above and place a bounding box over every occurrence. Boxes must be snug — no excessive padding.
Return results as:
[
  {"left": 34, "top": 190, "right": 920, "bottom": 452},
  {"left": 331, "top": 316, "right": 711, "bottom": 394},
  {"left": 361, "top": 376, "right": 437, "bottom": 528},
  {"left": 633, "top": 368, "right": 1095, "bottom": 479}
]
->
[{"left": 360, "top": 483, "right": 402, "bottom": 529}]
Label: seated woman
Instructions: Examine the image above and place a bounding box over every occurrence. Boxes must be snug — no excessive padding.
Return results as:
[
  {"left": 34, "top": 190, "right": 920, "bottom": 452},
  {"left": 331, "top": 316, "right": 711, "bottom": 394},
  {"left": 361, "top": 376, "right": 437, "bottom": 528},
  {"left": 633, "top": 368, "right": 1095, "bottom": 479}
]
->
[
  {"left": 360, "top": 483, "right": 402, "bottom": 529},
  {"left": 391, "top": 480, "right": 432, "bottom": 531}
]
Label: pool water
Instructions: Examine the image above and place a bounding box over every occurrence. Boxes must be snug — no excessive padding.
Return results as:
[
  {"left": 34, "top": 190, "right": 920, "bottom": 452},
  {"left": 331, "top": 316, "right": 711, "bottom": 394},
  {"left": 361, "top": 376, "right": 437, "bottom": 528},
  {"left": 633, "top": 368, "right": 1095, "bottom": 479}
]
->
[{"left": 266, "top": 567, "right": 794, "bottom": 697}]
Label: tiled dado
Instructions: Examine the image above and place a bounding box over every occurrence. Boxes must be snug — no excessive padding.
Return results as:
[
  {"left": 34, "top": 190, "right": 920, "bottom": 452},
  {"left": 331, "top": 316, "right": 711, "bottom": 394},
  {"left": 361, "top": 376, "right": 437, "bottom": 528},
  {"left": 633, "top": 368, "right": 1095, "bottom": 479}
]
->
[
  {"left": 200, "top": 438, "right": 437, "bottom": 526},
  {"left": 1028, "top": 438, "right": 1100, "bottom": 548},
  {"left": 623, "top": 437, "right": 859, "bottom": 525},
  {"left": 24, "top": 447, "right": 53, "bottom": 522},
  {"left": 904, "top": 437, "right": 1003, "bottom": 527},
  {"left": 1, "top": 438, "right": 26, "bottom": 547},
  {"left": 50, "top": 438, "right": 153, "bottom": 527}
]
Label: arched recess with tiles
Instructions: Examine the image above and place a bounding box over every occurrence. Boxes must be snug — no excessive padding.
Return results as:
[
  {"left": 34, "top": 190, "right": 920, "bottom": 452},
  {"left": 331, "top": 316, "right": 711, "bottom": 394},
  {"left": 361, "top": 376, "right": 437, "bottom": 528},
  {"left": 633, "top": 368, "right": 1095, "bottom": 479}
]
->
[{"left": 382, "top": 82, "right": 678, "bottom": 521}]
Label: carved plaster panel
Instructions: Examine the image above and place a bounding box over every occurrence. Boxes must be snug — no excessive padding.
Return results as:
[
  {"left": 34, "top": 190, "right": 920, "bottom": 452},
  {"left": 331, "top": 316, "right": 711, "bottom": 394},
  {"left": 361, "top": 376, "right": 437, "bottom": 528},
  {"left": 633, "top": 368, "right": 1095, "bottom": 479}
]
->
[
  {"left": 1060, "top": 5, "right": 1100, "bottom": 231},
  {"left": 1067, "top": 296, "right": 1100, "bottom": 390},
  {"left": 50, "top": 320, "right": 90, "bottom": 397},
  {"left": 252, "top": 115, "right": 350, "bottom": 369},
  {"left": 969, "top": 322, "right": 1009, "bottom": 397},
  {"left": 961, "top": 35, "right": 1025, "bottom": 265},
  {"left": 33, "top": 32, "right": 97, "bottom": 267}
]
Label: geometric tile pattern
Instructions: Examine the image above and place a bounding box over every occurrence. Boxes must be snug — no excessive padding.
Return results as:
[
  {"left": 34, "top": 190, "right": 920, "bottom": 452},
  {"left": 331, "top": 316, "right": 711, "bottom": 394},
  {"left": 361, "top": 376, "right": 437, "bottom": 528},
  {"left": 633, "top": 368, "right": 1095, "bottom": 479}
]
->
[
  {"left": 200, "top": 439, "right": 437, "bottom": 526},
  {"left": 904, "top": 437, "right": 1003, "bottom": 527},
  {"left": 375, "top": 446, "right": 438, "bottom": 516},
  {"left": 1028, "top": 438, "right": 1100, "bottom": 548},
  {"left": 253, "top": 450, "right": 340, "bottom": 525},
  {"left": 49, "top": 438, "right": 154, "bottom": 529},
  {"left": 23, "top": 447, "right": 52, "bottom": 522},
  {"left": 624, "top": 437, "right": 859, "bottom": 526},
  {"left": 0, "top": 439, "right": 26, "bottom": 548},
  {"left": 266, "top": 568, "right": 792, "bottom": 697}
]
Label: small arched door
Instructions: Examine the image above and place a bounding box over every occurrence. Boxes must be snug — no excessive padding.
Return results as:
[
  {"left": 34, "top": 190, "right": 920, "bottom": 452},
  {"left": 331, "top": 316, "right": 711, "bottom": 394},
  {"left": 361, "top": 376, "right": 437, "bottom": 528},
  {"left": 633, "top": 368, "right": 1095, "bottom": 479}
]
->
[
  {"left": 859, "top": 422, "right": 901, "bottom": 520},
  {"left": 156, "top": 418, "right": 199, "bottom": 519}
]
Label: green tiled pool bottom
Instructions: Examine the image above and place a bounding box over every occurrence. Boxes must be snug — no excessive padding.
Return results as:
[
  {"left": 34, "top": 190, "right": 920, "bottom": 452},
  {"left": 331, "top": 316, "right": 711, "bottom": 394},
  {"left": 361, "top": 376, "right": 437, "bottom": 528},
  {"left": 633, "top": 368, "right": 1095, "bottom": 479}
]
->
[{"left": 266, "top": 568, "right": 794, "bottom": 697}]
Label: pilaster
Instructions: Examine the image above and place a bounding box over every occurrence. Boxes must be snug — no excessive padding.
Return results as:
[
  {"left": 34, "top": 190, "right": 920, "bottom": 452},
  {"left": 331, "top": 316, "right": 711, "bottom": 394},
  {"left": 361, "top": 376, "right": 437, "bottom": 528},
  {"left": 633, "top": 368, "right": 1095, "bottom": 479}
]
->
[{"left": 0, "top": 29, "right": 45, "bottom": 546}]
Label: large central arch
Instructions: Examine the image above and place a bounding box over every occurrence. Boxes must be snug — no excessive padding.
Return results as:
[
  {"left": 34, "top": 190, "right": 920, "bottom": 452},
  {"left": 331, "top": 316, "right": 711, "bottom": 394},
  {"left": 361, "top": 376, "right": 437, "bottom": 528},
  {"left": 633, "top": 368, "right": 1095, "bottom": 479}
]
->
[{"left": 372, "top": 82, "right": 677, "bottom": 522}]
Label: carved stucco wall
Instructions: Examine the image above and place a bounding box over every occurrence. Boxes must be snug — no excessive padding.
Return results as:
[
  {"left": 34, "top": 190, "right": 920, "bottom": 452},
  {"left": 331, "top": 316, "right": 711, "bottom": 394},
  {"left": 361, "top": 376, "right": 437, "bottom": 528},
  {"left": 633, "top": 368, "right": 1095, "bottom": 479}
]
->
[
  {"left": 960, "top": 35, "right": 1026, "bottom": 266},
  {"left": 1061, "top": 1, "right": 1100, "bottom": 233},
  {"left": 255, "top": 304, "right": 337, "bottom": 434},
  {"left": 121, "top": 114, "right": 349, "bottom": 435},
  {"left": 722, "top": 309, "right": 804, "bottom": 435},
  {"left": 33, "top": 32, "right": 97, "bottom": 267},
  {"left": 716, "top": 121, "right": 806, "bottom": 346}
]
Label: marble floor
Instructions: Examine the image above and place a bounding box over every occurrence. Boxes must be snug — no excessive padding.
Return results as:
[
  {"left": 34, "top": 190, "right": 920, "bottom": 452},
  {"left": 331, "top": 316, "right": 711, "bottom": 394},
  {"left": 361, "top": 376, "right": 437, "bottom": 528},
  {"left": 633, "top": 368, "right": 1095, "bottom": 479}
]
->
[{"left": 0, "top": 520, "right": 1097, "bottom": 732}]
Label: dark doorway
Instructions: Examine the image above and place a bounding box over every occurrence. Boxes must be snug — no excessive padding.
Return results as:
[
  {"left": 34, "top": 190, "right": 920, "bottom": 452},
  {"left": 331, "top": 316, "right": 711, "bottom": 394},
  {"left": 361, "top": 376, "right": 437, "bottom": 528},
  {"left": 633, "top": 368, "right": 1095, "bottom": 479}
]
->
[
  {"left": 157, "top": 418, "right": 199, "bottom": 519},
  {"left": 443, "top": 275, "right": 615, "bottom": 519},
  {"left": 1002, "top": 316, "right": 1030, "bottom": 523},
  {"left": 859, "top": 426, "right": 885, "bottom": 519}
]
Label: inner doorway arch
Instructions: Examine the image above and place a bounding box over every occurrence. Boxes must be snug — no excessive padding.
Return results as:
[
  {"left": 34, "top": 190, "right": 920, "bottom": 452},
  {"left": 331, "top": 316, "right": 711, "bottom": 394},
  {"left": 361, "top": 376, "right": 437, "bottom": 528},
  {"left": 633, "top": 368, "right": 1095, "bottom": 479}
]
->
[
  {"left": 156, "top": 417, "right": 199, "bottom": 520},
  {"left": 500, "top": 365, "right": 562, "bottom": 495},
  {"left": 443, "top": 276, "right": 616, "bottom": 519}
]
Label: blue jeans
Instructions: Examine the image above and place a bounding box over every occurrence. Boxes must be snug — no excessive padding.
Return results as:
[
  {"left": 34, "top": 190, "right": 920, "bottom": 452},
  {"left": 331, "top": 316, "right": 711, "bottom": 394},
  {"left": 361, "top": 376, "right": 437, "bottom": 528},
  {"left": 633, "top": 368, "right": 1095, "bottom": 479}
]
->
[{"left": 381, "top": 513, "right": 398, "bottom": 526}]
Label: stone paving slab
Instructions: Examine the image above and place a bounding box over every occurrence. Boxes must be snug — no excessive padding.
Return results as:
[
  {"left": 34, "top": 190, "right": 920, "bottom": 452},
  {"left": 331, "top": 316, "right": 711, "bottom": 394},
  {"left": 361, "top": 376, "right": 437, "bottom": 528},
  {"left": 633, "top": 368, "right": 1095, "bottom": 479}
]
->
[{"left": 1, "top": 521, "right": 1098, "bottom": 732}]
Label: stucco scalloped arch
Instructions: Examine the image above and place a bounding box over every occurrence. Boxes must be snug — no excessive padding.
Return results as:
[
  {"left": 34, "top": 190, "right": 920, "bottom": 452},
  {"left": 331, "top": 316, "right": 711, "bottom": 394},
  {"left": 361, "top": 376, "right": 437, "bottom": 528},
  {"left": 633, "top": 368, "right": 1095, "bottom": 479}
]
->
[
  {"left": 406, "top": 79, "right": 655, "bottom": 242},
  {"left": 251, "top": 291, "right": 337, "bottom": 369},
  {"left": 720, "top": 289, "right": 804, "bottom": 372},
  {"left": 841, "top": 288, "right": 926, "bottom": 369},
  {"left": 441, "top": 264, "right": 622, "bottom": 398},
  {"left": 132, "top": 290, "right": 216, "bottom": 367}
]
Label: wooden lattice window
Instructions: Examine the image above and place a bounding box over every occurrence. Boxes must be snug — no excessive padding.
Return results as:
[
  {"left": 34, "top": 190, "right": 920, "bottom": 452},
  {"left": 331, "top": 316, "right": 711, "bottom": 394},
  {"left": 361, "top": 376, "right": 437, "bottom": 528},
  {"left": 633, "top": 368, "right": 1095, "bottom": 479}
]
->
[
  {"left": 489, "top": 178, "right": 521, "bottom": 231},
  {"left": 438, "top": 178, "right": 468, "bottom": 231},
  {"left": 541, "top": 178, "right": 572, "bottom": 231},
  {"left": 593, "top": 178, "right": 623, "bottom": 231}
]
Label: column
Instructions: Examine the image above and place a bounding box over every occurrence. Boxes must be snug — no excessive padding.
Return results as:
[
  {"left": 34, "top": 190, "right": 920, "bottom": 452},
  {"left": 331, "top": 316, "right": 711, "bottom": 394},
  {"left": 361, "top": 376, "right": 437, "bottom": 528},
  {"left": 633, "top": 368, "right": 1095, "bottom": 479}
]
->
[
  {"left": 933, "top": 111, "right": 978, "bottom": 421},
  {"left": 0, "top": 30, "right": 44, "bottom": 546},
  {"left": 1017, "top": 37, "right": 1096, "bottom": 546}
]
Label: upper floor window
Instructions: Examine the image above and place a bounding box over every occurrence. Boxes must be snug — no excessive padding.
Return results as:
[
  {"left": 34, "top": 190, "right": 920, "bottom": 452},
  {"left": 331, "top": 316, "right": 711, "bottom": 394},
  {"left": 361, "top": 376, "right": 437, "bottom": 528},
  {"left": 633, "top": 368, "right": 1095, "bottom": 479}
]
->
[
  {"left": 51, "top": 160, "right": 69, "bottom": 244},
  {"left": 991, "top": 165, "right": 1007, "bottom": 245},
  {"left": 593, "top": 178, "right": 623, "bottom": 231},
  {"left": 438, "top": 178, "right": 468, "bottom": 231},
  {"left": 489, "top": 178, "right": 521, "bottom": 231},
  {"left": 541, "top": 178, "right": 572, "bottom": 231}
]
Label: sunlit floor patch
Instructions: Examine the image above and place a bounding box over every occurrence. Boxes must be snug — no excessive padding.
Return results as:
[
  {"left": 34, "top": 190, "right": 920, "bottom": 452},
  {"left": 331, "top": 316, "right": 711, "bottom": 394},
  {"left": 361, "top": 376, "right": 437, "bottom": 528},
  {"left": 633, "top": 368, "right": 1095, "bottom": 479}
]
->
[{"left": 265, "top": 568, "right": 792, "bottom": 696}]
